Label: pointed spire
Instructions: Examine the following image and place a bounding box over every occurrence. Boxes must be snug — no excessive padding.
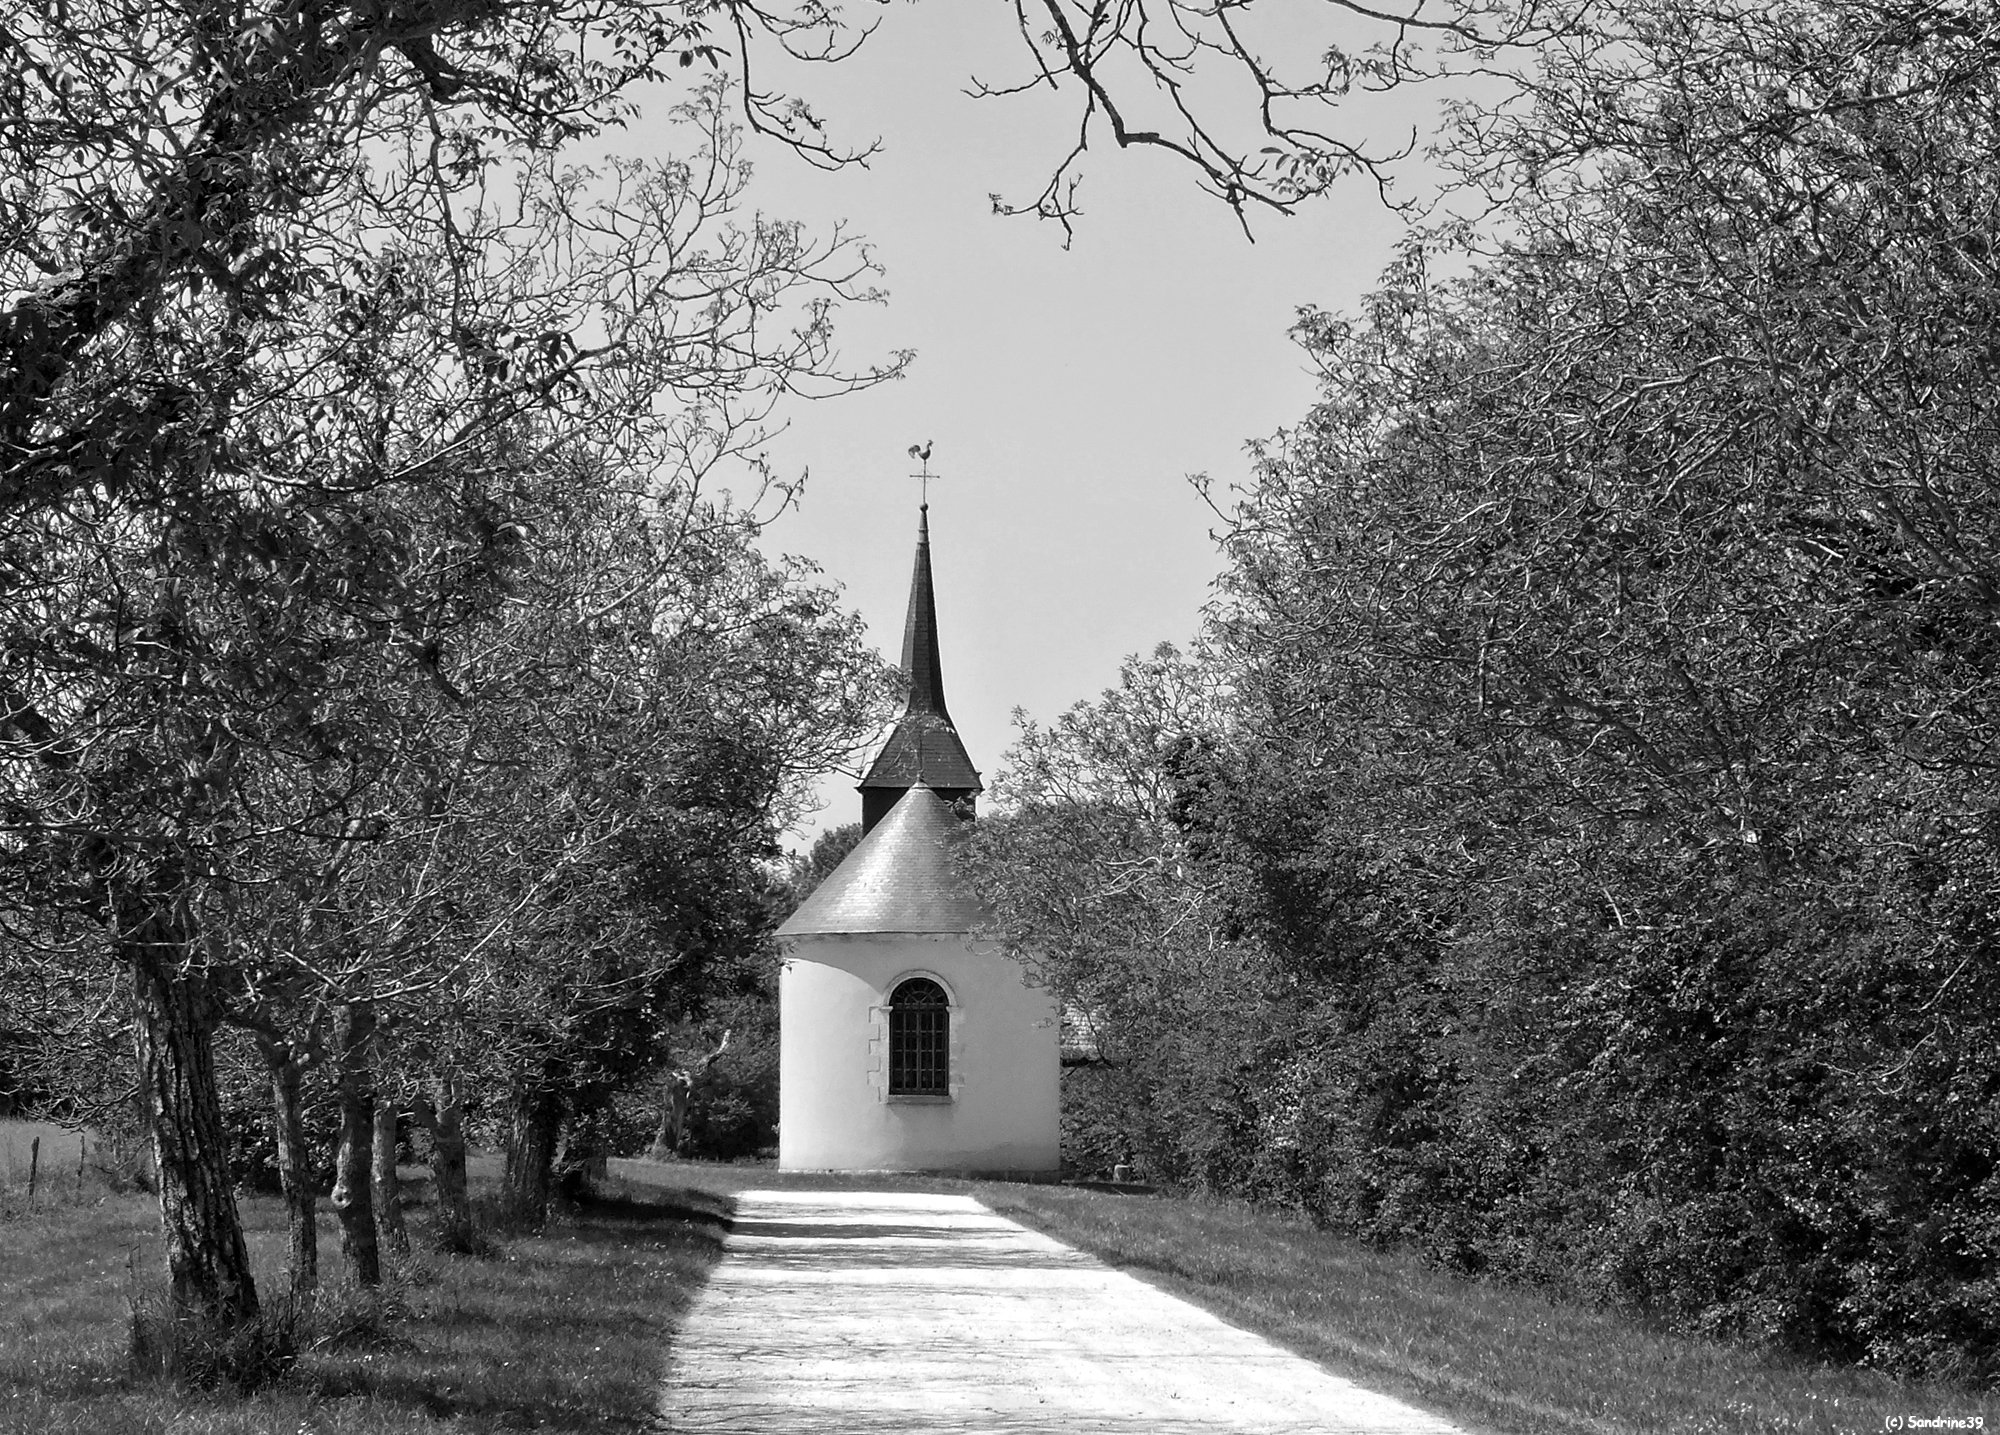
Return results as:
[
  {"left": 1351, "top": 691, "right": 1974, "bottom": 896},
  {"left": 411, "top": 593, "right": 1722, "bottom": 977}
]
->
[
  {"left": 899, "top": 504, "right": 949, "bottom": 720},
  {"left": 858, "top": 504, "right": 981, "bottom": 833}
]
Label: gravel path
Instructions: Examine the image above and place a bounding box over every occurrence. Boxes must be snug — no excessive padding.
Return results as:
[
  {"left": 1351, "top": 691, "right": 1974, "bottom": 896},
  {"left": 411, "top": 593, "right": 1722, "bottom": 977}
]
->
[{"left": 654, "top": 1189, "right": 1467, "bottom": 1434}]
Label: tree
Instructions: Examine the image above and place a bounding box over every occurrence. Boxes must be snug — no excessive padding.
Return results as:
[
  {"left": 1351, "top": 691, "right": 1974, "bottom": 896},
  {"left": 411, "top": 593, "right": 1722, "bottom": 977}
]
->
[
  {"left": 0, "top": 35, "right": 896, "bottom": 1335},
  {"left": 966, "top": 645, "right": 1279, "bottom": 1185},
  {"left": 7, "top": 0, "right": 1499, "bottom": 1321},
  {"left": 400, "top": 474, "right": 891, "bottom": 1225},
  {"left": 1200, "top": 0, "right": 2000, "bottom": 1379}
]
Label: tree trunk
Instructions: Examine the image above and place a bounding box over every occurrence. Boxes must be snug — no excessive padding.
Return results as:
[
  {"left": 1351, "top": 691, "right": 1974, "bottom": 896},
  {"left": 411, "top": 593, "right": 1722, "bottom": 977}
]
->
[
  {"left": 501, "top": 1086, "right": 564, "bottom": 1229},
  {"left": 260, "top": 1037, "right": 317, "bottom": 1306},
  {"left": 329, "top": 1001, "right": 379, "bottom": 1287},
  {"left": 126, "top": 916, "right": 260, "bottom": 1324},
  {"left": 650, "top": 1077, "right": 688, "bottom": 1160},
  {"left": 413, "top": 1087, "right": 475, "bottom": 1253},
  {"left": 554, "top": 1113, "right": 609, "bottom": 1203},
  {"left": 647, "top": 1033, "right": 726, "bottom": 1160},
  {"left": 371, "top": 1100, "right": 409, "bottom": 1259}
]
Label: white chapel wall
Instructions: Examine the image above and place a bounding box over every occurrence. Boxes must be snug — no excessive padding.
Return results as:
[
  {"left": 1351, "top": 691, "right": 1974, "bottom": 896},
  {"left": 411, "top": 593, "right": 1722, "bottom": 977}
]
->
[{"left": 778, "top": 930, "right": 1060, "bottom": 1172}]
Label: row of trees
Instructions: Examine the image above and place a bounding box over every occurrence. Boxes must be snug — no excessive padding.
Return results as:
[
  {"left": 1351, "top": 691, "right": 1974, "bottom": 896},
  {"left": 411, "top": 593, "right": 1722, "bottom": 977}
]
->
[
  {"left": 0, "top": 0, "right": 903, "bottom": 1354},
  {"left": 0, "top": 386, "right": 892, "bottom": 1305},
  {"left": 971, "top": 0, "right": 2000, "bottom": 1389}
]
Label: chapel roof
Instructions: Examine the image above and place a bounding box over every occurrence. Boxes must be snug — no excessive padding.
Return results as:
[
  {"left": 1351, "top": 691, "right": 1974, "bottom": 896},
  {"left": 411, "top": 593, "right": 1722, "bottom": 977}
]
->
[
  {"left": 860, "top": 712, "right": 983, "bottom": 796},
  {"left": 777, "top": 783, "right": 983, "bottom": 937}
]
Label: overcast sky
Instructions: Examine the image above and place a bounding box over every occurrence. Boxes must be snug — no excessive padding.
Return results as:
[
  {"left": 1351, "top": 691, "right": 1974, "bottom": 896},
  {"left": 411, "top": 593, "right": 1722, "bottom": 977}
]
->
[{"left": 630, "top": 6, "right": 1436, "bottom": 845}]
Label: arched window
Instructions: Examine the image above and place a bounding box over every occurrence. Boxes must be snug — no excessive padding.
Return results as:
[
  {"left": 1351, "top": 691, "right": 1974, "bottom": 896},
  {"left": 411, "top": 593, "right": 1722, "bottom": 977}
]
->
[{"left": 888, "top": 978, "right": 950, "bottom": 1095}]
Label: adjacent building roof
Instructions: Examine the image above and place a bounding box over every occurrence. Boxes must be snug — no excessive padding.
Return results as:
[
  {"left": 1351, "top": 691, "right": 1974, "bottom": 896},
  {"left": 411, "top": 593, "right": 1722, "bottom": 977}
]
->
[
  {"left": 859, "top": 506, "right": 982, "bottom": 804},
  {"left": 778, "top": 783, "right": 983, "bottom": 937}
]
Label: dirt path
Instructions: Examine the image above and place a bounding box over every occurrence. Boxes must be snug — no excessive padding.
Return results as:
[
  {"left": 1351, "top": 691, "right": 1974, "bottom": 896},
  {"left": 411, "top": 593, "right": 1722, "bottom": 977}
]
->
[{"left": 655, "top": 1189, "right": 1466, "bottom": 1434}]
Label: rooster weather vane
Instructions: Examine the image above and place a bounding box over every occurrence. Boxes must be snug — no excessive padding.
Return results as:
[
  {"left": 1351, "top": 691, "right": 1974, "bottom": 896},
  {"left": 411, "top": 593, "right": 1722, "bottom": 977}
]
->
[{"left": 908, "top": 440, "right": 937, "bottom": 507}]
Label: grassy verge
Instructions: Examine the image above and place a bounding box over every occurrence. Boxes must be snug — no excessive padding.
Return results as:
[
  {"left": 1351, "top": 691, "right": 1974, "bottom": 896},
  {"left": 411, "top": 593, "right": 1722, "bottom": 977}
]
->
[
  {"left": 969, "top": 1182, "right": 1999, "bottom": 1435},
  {"left": 0, "top": 1167, "right": 730, "bottom": 1434}
]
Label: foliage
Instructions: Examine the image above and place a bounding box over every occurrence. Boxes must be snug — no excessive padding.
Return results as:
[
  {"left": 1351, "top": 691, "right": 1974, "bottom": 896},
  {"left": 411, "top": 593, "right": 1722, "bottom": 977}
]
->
[
  {"left": 969, "top": 0, "right": 2000, "bottom": 1388},
  {"left": 0, "top": 6, "right": 896, "bottom": 1306},
  {"left": 469, "top": 486, "right": 888, "bottom": 1220},
  {"left": 674, "top": 994, "right": 781, "bottom": 1162}
]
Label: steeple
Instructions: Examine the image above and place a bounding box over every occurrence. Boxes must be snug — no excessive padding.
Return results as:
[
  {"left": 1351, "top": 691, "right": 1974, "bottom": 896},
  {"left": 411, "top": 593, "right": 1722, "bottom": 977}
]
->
[
  {"left": 899, "top": 506, "right": 949, "bottom": 718},
  {"left": 857, "top": 505, "right": 982, "bottom": 833}
]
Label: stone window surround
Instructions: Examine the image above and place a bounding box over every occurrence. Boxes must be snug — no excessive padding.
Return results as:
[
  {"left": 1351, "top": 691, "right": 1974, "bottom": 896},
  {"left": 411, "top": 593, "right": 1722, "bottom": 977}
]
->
[{"left": 869, "top": 968, "right": 965, "bottom": 1104}]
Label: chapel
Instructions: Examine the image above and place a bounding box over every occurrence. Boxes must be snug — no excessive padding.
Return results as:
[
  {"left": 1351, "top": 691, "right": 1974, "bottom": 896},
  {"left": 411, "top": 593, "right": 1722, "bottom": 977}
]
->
[{"left": 774, "top": 505, "right": 1060, "bottom": 1172}]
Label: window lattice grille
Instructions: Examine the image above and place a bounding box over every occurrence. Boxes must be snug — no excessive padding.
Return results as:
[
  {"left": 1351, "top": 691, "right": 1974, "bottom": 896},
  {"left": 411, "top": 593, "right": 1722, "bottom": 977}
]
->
[{"left": 889, "top": 978, "right": 949, "bottom": 1095}]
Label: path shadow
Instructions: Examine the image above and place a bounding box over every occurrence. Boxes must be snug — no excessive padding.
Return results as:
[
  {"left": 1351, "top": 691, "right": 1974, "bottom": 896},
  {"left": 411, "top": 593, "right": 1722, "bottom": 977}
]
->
[
  {"left": 730, "top": 1220, "right": 999, "bottom": 1241},
  {"left": 723, "top": 1215, "right": 1094, "bottom": 1272},
  {"left": 649, "top": 1404, "right": 1361, "bottom": 1434}
]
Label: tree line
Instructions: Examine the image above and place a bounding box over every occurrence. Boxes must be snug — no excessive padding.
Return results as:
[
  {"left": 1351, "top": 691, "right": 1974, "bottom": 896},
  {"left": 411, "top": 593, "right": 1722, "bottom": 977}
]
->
[
  {"left": 968, "top": 0, "right": 2000, "bottom": 1389},
  {"left": 0, "top": 0, "right": 905, "bottom": 1364}
]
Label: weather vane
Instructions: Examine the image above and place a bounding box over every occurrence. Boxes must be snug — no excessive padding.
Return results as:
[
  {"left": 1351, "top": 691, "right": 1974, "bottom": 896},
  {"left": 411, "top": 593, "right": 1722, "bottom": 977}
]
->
[{"left": 906, "top": 440, "right": 937, "bottom": 508}]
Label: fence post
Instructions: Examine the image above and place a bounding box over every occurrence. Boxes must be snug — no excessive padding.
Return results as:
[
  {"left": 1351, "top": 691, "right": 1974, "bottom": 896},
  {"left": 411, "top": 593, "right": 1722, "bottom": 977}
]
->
[{"left": 27, "top": 1136, "right": 39, "bottom": 1209}]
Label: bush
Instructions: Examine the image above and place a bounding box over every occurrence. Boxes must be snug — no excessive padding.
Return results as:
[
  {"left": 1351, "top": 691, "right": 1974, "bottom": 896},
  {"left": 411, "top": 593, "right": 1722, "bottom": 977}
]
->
[{"left": 1058, "top": 1064, "right": 1147, "bottom": 1179}]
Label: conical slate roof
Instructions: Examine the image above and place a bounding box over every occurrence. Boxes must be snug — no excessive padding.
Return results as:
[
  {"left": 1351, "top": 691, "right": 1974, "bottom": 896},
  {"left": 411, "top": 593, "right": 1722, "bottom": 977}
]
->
[
  {"left": 859, "top": 507, "right": 981, "bottom": 812},
  {"left": 897, "top": 505, "right": 950, "bottom": 720},
  {"left": 778, "top": 784, "right": 982, "bottom": 937}
]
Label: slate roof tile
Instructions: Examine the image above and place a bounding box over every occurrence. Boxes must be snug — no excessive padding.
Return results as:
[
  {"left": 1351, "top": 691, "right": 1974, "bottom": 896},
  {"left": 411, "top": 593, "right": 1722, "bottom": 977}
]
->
[{"left": 778, "top": 784, "right": 982, "bottom": 937}]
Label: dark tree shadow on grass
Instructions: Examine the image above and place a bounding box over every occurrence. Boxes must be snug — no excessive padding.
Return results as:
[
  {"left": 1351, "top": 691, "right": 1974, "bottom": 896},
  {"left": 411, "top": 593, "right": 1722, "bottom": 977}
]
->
[
  {"left": 574, "top": 1187, "right": 732, "bottom": 1236},
  {"left": 296, "top": 1189, "right": 730, "bottom": 1432}
]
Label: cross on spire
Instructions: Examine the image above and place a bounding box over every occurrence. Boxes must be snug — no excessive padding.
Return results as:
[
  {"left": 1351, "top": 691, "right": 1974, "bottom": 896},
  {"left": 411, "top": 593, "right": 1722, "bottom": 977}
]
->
[{"left": 906, "top": 440, "right": 937, "bottom": 507}]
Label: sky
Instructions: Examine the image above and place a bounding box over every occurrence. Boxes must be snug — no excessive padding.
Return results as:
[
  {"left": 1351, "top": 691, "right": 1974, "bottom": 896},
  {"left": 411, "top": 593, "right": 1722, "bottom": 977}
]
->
[{"left": 627, "top": 6, "right": 1438, "bottom": 845}]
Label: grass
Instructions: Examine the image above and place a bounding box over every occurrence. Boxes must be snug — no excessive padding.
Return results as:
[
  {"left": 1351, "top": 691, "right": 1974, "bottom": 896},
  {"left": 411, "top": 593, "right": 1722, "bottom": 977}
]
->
[
  {"left": 620, "top": 1156, "right": 1998, "bottom": 1435},
  {"left": 0, "top": 1143, "right": 731, "bottom": 1435},
  {"left": 0, "top": 1119, "right": 92, "bottom": 1212},
  {"left": 971, "top": 1182, "right": 2000, "bottom": 1435},
  {"left": 13, "top": 1133, "right": 1990, "bottom": 1435}
]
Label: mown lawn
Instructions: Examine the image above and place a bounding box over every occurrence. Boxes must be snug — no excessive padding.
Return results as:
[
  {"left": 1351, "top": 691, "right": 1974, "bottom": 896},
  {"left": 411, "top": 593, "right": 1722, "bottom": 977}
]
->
[
  {"left": 623, "top": 1156, "right": 1997, "bottom": 1435},
  {"left": 977, "top": 1182, "right": 1999, "bottom": 1435},
  {"left": 0, "top": 1140, "right": 729, "bottom": 1435}
]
